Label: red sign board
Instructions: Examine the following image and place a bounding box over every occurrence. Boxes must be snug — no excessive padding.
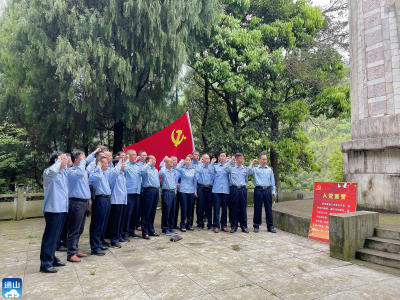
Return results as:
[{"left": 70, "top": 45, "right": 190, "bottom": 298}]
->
[{"left": 308, "top": 182, "right": 357, "bottom": 243}]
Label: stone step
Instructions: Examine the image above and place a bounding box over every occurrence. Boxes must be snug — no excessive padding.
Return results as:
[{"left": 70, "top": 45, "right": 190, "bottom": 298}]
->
[
  {"left": 356, "top": 248, "right": 400, "bottom": 270},
  {"left": 375, "top": 228, "right": 400, "bottom": 240},
  {"left": 365, "top": 236, "right": 400, "bottom": 254}
]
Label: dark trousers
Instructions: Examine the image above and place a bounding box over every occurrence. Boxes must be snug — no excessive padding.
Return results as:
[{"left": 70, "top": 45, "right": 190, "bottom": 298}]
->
[
  {"left": 90, "top": 196, "right": 110, "bottom": 251},
  {"left": 253, "top": 186, "right": 274, "bottom": 229},
  {"left": 141, "top": 188, "right": 159, "bottom": 236},
  {"left": 136, "top": 193, "right": 142, "bottom": 228},
  {"left": 57, "top": 213, "right": 69, "bottom": 249},
  {"left": 179, "top": 192, "right": 195, "bottom": 228},
  {"left": 101, "top": 198, "right": 111, "bottom": 242},
  {"left": 212, "top": 193, "right": 228, "bottom": 229},
  {"left": 40, "top": 212, "right": 66, "bottom": 269},
  {"left": 161, "top": 191, "right": 176, "bottom": 231},
  {"left": 105, "top": 204, "right": 125, "bottom": 243},
  {"left": 174, "top": 192, "right": 180, "bottom": 227},
  {"left": 194, "top": 191, "right": 199, "bottom": 225},
  {"left": 67, "top": 199, "right": 88, "bottom": 258},
  {"left": 229, "top": 186, "right": 248, "bottom": 230},
  {"left": 198, "top": 188, "right": 213, "bottom": 228},
  {"left": 123, "top": 193, "right": 140, "bottom": 238}
]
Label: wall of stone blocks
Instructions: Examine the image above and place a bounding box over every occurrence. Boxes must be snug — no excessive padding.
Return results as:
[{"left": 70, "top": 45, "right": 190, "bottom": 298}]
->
[{"left": 353, "top": 0, "right": 400, "bottom": 121}]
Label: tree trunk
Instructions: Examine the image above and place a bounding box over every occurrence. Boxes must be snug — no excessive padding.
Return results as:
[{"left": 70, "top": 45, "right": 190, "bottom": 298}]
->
[
  {"left": 113, "top": 120, "right": 124, "bottom": 153},
  {"left": 201, "top": 77, "right": 210, "bottom": 152},
  {"left": 82, "top": 133, "right": 88, "bottom": 155},
  {"left": 270, "top": 114, "right": 280, "bottom": 199}
]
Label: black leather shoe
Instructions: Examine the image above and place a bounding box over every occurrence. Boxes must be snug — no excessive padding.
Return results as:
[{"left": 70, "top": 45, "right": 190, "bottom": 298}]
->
[
  {"left": 242, "top": 228, "right": 249, "bottom": 233},
  {"left": 101, "top": 241, "right": 111, "bottom": 247},
  {"left": 149, "top": 232, "right": 160, "bottom": 237},
  {"left": 91, "top": 251, "right": 106, "bottom": 256},
  {"left": 254, "top": 227, "right": 259, "bottom": 233},
  {"left": 56, "top": 245, "right": 67, "bottom": 252},
  {"left": 40, "top": 266, "right": 58, "bottom": 273},
  {"left": 129, "top": 233, "right": 140, "bottom": 239},
  {"left": 180, "top": 228, "right": 186, "bottom": 232},
  {"left": 230, "top": 228, "right": 236, "bottom": 233},
  {"left": 187, "top": 227, "right": 194, "bottom": 231},
  {"left": 173, "top": 226, "right": 179, "bottom": 230},
  {"left": 100, "top": 246, "right": 109, "bottom": 250},
  {"left": 53, "top": 261, "right": 66, "bottom": 267},
  {"left": 142, "top": 235, "right": 150, "bottom": 240},
  {"left": 121, "top": 237, "right": 130, "bottom": 243},
  {"left": 268, "top": 228, "right": 277, "bottom": 233},
  {"left": 111, "top": 242, "right": 122, "bottom": 248}
]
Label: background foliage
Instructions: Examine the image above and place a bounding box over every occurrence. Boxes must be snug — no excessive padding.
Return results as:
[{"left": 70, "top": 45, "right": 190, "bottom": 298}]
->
[{"left": 0, "top": 0, "right": 350, "bottom": 192}]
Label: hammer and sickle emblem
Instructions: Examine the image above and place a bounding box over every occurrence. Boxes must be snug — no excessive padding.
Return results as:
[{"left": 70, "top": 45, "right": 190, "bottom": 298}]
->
[
  {"left": 316, "top": 185, "right": 321, "bottom": 191},
  {"left": 171, "top": 129, "right": 186, "bottom": 147}
]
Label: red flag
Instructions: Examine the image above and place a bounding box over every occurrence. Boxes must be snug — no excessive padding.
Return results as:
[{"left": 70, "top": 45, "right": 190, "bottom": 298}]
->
[{"left": 123, "top": 112, "right": 195, "bottom": 168}]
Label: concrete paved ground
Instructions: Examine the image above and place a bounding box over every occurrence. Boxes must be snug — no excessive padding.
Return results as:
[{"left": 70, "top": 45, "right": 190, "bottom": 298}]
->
[{"left": 1, "top": 208, "right": 400, "bottom": 300}]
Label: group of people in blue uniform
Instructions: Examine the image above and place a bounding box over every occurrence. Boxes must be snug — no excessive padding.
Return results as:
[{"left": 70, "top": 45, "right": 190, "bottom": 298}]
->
[{"left": 39, "top": 146, "right": 276, "bottom": 274}]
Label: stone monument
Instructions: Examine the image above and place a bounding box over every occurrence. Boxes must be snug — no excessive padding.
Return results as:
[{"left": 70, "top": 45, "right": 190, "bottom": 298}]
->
[{"left": 342, "top": 0, "right": 400, "bottom": 213}]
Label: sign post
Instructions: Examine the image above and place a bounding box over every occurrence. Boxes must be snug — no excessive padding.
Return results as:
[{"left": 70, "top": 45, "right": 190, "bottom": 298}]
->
[{"left": 308, "top": 182, "right": 357, "bottom": 243}]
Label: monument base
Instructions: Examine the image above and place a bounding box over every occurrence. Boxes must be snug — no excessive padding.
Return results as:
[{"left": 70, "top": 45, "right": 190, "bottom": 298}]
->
[{"left": 342, "top": 115, "right": 400, "bottom": 213}]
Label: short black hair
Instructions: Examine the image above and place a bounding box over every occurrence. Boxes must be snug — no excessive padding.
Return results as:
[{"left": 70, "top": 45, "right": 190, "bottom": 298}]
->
[
  {"left": 192, "top": 150, "right": 200, "bottom": 155},
  {"left": 218, "top": 151, "right": 227, "bottom": 157},
  {"left": 96, "top": 156, "right": 107, "bottom": 164},
  {"left": 138, "top": 150, "right": 146, "bottom": 156},
  {"left": 112, "top": 158, "right": 120, "bottom": 166},
  {"left": 65, "top": 153, "right": 71, "bottom": 157},
  {"left": 258, "top": 152, "right": 268, "bottom": 159},
  {"left": 96, "top": 145, "right": 108, "bottom": 151},
  {"left": 145, "top": 156, "right": 151, "bottom": 163},
  {"left": 71, "top": 150, "right": 84, "bottom": 163},
  {"left": 94, "top": 151, "right": 104, "bottom": 159},
  {"left": 117, "top": 151, "right": 125, "bottom": 155},
  {"left": 234, "top": 153, "right": 244, "bottom": 158},
  {"left": 49, "top": 151, "right": 63, "bottom": 166}
]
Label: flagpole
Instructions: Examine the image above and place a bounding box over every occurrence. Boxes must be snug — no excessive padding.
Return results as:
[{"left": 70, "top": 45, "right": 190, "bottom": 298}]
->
[{"left": 186, "top": 111, "right": 195, "bottom": 152}]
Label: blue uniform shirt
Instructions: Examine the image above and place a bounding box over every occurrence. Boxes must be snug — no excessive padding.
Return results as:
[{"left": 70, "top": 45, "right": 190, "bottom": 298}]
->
[
  {"left": 86, "top": 151, "right": 96, "bottom": 163},
  {"left": 159, "top": 158, "right": 180, "bottom": 187},
  {"left": 191, "top": 160, "right": 201, "bottom": 181},
  {"left": 89, "top": 166, "right": 112, "bottom": 196},
  {"left": 195, "top": 162, "right": 214, "bottom": 186},
  {"left": 68, "top": 160, "right": 91, "bottom": 199},
  {"left": 223, "top": 161, "right": 249, "bottom": 187},
  {"left": 63, "top": 167, "right": 69, "bottom": 186},
  {"left": 109, "top": 162, "right": 127, "bottom": 204},
  {"left": 159, "top": 167, "right": 179, "bottom": 190},
  {"left": 209, "top": 162, "right": 230, "bottom": 194},
  {"left": 141, "top": 162, "right": 160, "bottom": 188},
  {"left": 42, "top": 160, "right": 68, "bottom": 213},
  {"left": 86, "top": 161, "right": 97, "bottom": 174},
  {"left": 124, "top": 161, "right": 142, "bottom": 194},
  {"left": 248, "top": 164, "right": 276, "bottom": 194},
  {"left": 177, "top": 162, "right": 197, "bottom": 194}
]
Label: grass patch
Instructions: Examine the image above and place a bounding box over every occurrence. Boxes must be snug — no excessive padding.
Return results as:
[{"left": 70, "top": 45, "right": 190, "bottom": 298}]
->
[
  {"left": 240, "top": 283, "right": 253, "bottom": 287},
  {"left": 90, "top": 270, "right": 96, "bottom": 275}
]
